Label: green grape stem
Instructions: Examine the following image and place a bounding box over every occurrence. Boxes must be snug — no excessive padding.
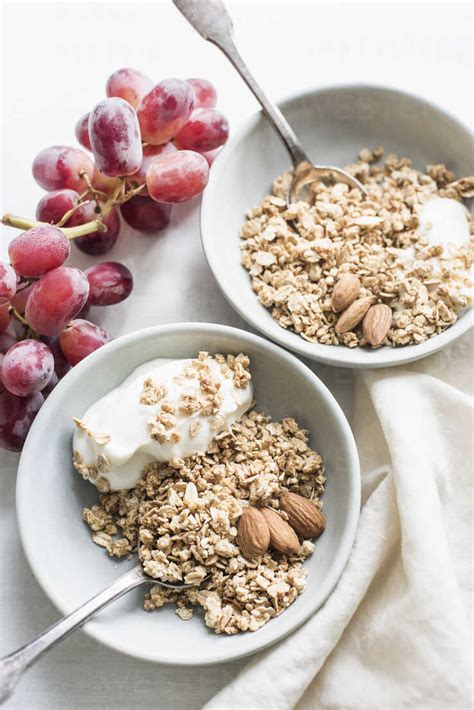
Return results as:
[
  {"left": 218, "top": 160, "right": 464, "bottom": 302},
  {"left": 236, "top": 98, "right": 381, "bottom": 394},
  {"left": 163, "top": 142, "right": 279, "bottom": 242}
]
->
[{"left": 1, "top": 173, "right": 145, "bottom": 240}]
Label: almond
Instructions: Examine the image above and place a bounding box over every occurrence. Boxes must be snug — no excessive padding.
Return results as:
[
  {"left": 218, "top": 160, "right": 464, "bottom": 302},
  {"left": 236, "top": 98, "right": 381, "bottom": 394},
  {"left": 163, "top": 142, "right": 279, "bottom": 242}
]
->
[
  {"left": 362, "top": 304, "right": 392, "bottom": 346},
  {"left": 280, "top": 492, "right": 325, "bottom": 539},
  {"left": 335, "top": 296, "right": 372, "bottom": 334},
  {"left": 261, "top": 508, "right": 300, "bottom": 555},
  {"left": 237, "top": 507, "right": 270, "bottom": 560},
  {"left": 332, "top": 273, "right": 361, "bottom": 313}
]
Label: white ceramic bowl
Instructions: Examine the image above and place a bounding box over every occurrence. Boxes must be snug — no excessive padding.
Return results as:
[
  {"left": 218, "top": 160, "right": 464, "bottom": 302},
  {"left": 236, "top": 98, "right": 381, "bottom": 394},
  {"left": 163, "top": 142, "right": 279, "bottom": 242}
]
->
[
  {"left": 17, "top": 323, "right": 360, "bottom": 666},
  {"left": 201, "top": 84, "right": 473, "bottom": 368}
]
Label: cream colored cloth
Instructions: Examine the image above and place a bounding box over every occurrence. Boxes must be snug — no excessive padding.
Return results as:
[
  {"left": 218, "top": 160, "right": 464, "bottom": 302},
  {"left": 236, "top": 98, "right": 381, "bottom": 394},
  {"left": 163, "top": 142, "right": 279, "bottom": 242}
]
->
[{"left": 205, "top": 332, "right": 473, "bottom": 710}]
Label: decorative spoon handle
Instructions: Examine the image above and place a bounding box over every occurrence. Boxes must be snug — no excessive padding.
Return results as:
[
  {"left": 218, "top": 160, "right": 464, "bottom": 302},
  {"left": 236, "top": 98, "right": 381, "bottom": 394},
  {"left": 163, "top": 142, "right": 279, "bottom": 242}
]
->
[
  {"left": 173, "top": 0, "right": 309, "bottom": 166},
  {"left": 0, "top": 565, "right": 146, "bottom": 705}
]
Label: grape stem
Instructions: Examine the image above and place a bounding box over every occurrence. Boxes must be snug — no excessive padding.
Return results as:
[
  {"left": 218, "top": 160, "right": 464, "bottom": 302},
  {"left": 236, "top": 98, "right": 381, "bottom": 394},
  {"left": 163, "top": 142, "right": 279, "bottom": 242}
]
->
[
  {"left": 2, "top": 213, "right": 105, "bottom": 239},
  {"left": 56, "top": 200, "right": 91, "bottom": 228},
  {"left": 1, "top": 174, "right": 142, "bottom": 239}
]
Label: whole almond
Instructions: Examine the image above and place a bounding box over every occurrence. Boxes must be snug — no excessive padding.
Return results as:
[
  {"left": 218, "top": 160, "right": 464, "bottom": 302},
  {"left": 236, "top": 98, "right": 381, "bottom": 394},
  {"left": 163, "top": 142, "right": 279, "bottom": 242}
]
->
[
  {"left": 335, "top": 297, "right": 372, "bottom": 334},
  {"left": 261, "top": 508, "right": 300, "bottom": 555},
  {"left": 280, "top": 492, "right": 325, "bottom": 539},
  {"left": 237, "top": 507, "right": 270, "bottom": 560},
  {"left": 363, "top": 304, "right": 392, "bottom": 346},
  {"left": 332, "top": 273, "right": 361, "bottom": 313}
]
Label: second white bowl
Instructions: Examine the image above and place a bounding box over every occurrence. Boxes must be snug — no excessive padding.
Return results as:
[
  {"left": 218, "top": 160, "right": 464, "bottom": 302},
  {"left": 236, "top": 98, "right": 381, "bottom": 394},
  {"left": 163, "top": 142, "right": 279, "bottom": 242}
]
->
[
  {"left": 201, "top": 84, "right": 473, "bottom": 368},
  {"left": 17, "top": 323, "right": 360, "bottom": 665}
]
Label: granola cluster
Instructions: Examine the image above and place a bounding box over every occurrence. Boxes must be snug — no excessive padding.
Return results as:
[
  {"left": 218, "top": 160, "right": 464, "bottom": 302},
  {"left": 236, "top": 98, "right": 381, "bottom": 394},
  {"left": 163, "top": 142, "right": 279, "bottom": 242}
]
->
[
  {"left": 240, "top": 148, "right": 474, "bottom": 348},
  {"left": 83, "top": 410, "right": 325, "bottom": 634},
  {"left": 143, "top": 352, "right": 251, "bottom": 445}
]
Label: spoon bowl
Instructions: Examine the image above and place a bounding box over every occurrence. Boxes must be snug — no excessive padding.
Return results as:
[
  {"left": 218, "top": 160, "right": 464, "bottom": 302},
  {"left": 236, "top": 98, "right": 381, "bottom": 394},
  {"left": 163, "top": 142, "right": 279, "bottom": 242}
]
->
[{"left": 173, "top": 0, "right": 367, "bottom": 198}]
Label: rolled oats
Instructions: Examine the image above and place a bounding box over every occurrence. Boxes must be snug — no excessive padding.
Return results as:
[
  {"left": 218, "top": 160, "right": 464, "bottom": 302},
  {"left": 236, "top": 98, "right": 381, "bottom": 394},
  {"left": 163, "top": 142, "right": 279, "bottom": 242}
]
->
[
  {"left": 240, "top": 148, "right": 473, "bottom": 348},
  {"left": 83, "top": 409, "right": 325, "bottom": 635}
]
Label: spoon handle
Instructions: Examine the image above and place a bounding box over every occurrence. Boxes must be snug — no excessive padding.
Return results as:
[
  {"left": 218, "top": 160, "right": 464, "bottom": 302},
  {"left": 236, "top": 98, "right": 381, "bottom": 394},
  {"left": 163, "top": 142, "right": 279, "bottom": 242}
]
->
[
  {"left": 173, "top": 0, "right": 309, "bottom": 166},
  {"left": 0, "top": 565, "right": 146, "bottom": 705}
]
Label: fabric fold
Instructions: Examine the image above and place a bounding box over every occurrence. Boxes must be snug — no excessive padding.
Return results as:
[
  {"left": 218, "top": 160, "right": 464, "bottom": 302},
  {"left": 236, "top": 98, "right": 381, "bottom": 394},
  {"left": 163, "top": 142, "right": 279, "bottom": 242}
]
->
[{"left": 205, "top": 333, "right": 473, "bottom": 710}]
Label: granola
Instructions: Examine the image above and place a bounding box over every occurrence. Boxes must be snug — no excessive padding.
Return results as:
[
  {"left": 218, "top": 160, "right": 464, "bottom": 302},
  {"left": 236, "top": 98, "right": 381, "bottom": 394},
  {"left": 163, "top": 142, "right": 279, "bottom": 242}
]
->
[
  {"left": 83, "top": 409, "right": 325, "bottom": 635},
  {"left": 239, "top": 148, "right": 473, "bottom": 348}
]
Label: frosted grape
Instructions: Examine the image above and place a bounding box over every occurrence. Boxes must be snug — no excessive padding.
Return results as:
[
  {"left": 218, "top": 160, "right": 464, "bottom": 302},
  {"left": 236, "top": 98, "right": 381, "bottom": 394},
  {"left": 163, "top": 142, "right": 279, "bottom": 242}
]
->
[
  {"left": 146, "top": 150, "right": 209, "bottom": 203},
  {"left": 10, "top": 283, "right": 34, "bottom": 315},
  {"left": 1, "top": 340, "right": 54, "bottom": 397},
  {"left": 25, "top": 267, "right": 89, "bottom": 336},
  {"left": 60, "top": 319, "right": 112, "bottom": 366},
  {"left": 120, "top": 196, "right": 172, "bottom": 233},
  {"left": 75, "top": 113, "right": 92, "bottom": 151},
  {"left": 85, "top": 262, "right": 133, "bottom": 306},
  {"left": 132, "top": 143, "right": 177, "bottom": 188},
  {"left": 73, "top": 203, "right": 120, "bottom": 255},
  {"left": 137, "top": 79, "right": 194, "bottom": 145},
  {"left": 186, "top": 78, "right": 217, "bottom": 109},
  {"left": 36, "top": 189, "right": 85, "bottom": 227},
  {"left": 0, "top": 262, "right": 17, "bottom": 305},
  {"left": 89, "top": 98, "right": 143, "bottom": 177},
  {"left": 106, "top": 68, "right": 153, "bottom": 109},
  {"left": 0, "top": 390, "right": 44, "bottom": 451},
  {"left": 8, "top": 226, "right": 70, "bottom": 277},
  {"left": 174, "top": 109, "right": 229, "bottom": 152},
  {"left": 32, "top": 146, "right": 94, "bottom": 192}
]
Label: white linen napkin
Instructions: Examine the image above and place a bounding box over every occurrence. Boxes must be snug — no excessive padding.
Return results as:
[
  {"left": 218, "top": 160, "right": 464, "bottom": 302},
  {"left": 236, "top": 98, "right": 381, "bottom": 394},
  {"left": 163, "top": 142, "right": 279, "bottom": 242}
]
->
[{"left": 205, "top": 332, "right": 473, "bottom": 710}]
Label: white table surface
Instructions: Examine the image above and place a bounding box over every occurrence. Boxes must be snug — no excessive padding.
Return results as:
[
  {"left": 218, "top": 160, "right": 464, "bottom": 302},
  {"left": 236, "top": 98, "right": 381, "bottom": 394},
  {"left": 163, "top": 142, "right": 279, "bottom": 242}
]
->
[{"left": 0, "top": 2, "right": 471, "bottom": 708}]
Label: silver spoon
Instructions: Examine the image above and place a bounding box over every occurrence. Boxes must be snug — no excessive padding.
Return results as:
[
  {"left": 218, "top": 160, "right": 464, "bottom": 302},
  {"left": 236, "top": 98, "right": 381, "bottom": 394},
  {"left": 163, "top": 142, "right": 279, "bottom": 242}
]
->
[
  {"left": 173, "top": 0, "right": 367, "bottom": 200},
  {"left": 0, "top": 564, "right": 205, "bottom": 704}
]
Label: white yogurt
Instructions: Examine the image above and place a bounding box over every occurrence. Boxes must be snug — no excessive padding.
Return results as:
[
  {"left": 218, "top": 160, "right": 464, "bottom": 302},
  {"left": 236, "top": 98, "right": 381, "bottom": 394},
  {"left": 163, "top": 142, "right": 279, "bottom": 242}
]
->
[
  {"left": 73, "top": 356, "right": 253, "bottom": 490},
  {"left": 419, "top": 196, "right": 470, "bottom": 248},
  {"left": 417, "top": 196, "right": 473, "bottom": 299}
]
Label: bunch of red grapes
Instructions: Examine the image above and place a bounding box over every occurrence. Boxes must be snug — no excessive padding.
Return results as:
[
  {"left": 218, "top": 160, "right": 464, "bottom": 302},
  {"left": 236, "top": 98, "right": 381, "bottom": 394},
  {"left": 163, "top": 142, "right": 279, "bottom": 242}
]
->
[{"left": 0, "top": 68, "right": 229, "bottom": 452}]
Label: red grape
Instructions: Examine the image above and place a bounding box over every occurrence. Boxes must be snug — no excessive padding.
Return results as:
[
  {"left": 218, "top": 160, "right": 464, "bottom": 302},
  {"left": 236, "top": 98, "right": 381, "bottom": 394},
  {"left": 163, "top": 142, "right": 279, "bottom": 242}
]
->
[
  {"left": 60, "top": 319, "right": 112, "bottom": 366},
  {"left": 174, "top": 109, "right": 229, "bottom": 152},
  {"left": 0, "top": 305, "right": 10, "bottom": 333},
  {"left": 132, "top": 143, "right": 177, "bottom": 188},
  {"left": 85, "top": 262, "right": 133, "bottom": 305},
  {"left": 2, "top": 340, "right": 54, "bottom": 397},
  {"left": 25, "top": 267, "right": 89, "bottom": 336},
  {"left": 106, "top": 68, "right": 153, "bottom": 109},
  {"left": 92, "top": 165, "right": 119, "bottom": 194},
  {"left": 146, "top": 150, "right": 209, "bottom": 203},
  {"left": 120, "top": 195, "right": 172, "bottom": 233},
  {"left": 10, "top": 283, "right": 34, "bottom": 315},
  {"left": 42, "top": 335, "right": 71, "bottom": 379},
  {"left": 0, "top": 332, "right": 16, "bottom": 354},
  {"left": 36, "top": 189, "right": 85, "bottom": 227},
  {"left": 42, "top": 370, "right": 59, "bottom": 397},
  {"left": 75, "top": 113, "right": 92, "bottom": 151},
  {"left": 89, "top": 98, "right": 142, "bottom": 177},
  {"left": 137, "top": 79, "right": 194, "bottom": 145},
  {"left": 32, "top": 146, "right": 94, "bottom": 192},
  {"left": 201, "top": 148, "right": 221, "bottom": 166},
  {"left": 73, "top": 203, "right": 120, "bottom": 256},
  {"left": 9, "top": 227, "right": 70, "bottom": 277},
  {"left": 0, "top": 262, "right": 17, "bottom": 304},
  {"left": 186, "top": 78, "right": 217, "bottom": 109},
  {"left": 0, "top": 390, "right": 44, "bottom": 452}
]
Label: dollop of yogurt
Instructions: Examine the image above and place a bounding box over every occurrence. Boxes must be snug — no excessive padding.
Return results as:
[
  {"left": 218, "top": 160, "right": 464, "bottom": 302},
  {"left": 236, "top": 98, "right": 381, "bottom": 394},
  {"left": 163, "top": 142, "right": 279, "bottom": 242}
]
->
[
  {"left": 419, "top": 195, "right": 470, "bottom": 248},
  {"left": 72, "top": 354, "right": 253, "bottom": 490},
  {"left": 418, "top": 196, "right": 473, "bottom": 299}
]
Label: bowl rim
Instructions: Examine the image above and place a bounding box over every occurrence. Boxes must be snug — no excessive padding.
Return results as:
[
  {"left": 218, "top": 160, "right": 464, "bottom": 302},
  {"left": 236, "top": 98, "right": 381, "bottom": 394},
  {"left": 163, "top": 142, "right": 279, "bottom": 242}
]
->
[
  {"left": 16, "top": 322, "right": 361, "bottom": 666},
  {"left": 200, "top": 82, "right": 474, "bottom": 369}
]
